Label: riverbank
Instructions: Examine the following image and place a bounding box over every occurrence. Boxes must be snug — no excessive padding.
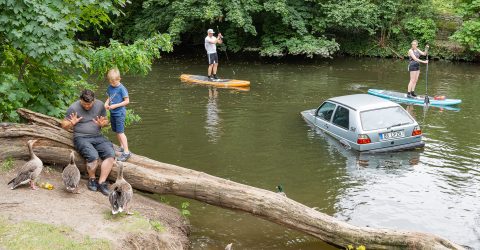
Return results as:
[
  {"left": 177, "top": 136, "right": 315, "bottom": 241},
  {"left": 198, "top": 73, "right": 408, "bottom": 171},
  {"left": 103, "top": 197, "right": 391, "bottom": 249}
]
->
[{"left": 0, "top": 160, "right": 190, "bottom": 250}]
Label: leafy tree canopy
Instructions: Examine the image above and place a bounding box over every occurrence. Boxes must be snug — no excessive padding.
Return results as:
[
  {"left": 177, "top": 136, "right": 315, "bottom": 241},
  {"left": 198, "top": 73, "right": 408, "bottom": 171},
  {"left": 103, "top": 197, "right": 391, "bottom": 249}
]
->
[
  {"left": 0, "top": 0, "right": 172, "bottom": 121},
  {"left": 111, "top": 0, "right": 439, "bottom": 58},
  {"left": 451, "top": 0, "right": 480, "bottom": 52}
]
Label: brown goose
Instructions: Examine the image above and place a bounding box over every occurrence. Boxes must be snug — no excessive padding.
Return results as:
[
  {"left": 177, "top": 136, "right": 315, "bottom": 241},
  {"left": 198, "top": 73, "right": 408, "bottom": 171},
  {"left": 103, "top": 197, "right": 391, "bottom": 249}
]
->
[
  {"left": 108, "top": 161, "right": 133, "bottom": 215},
  {"left": 8, "top": 139, "right": 43, "bottom": 190},
  {"left": 62, "top": 150, "right": 80, "bottom": 193}
]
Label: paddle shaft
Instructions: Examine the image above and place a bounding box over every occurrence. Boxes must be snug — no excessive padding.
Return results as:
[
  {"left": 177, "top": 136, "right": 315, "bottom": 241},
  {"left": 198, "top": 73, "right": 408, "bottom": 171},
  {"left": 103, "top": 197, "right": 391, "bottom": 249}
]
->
[
  {"left": 217, "top": 25, "right": 236, "bottom": 75},
  {"left": 424, "top": 46, "right": 430, "bottom": 105}
]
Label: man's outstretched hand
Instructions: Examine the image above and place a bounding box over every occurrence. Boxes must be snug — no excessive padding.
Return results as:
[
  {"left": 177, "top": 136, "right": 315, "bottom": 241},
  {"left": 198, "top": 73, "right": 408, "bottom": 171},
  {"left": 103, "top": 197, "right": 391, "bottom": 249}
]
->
[
  {"left": 93, "top": 116, "right": 109, "bottom": 127},
  {"left": 68, "top": 112, "right": 83, "bottom": 126}
]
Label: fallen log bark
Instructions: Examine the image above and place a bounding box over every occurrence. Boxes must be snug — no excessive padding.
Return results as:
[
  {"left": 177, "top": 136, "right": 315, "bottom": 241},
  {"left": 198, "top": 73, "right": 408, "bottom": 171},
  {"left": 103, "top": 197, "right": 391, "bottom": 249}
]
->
[{"left": 0, "top": 109, "right": 464, "bottom": 249}]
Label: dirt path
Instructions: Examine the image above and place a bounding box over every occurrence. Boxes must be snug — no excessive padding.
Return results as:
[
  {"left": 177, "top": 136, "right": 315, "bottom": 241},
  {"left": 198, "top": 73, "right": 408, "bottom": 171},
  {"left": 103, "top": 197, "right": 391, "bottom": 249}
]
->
[{"left": 0, "top": 161, "right": 190, "bottom": 249}]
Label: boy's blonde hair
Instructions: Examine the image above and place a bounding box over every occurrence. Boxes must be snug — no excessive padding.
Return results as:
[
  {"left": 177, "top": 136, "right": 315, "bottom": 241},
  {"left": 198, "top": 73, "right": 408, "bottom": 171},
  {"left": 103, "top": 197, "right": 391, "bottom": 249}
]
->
[{"left": 107, "top": 68, "right": 121, "bottom": 81}]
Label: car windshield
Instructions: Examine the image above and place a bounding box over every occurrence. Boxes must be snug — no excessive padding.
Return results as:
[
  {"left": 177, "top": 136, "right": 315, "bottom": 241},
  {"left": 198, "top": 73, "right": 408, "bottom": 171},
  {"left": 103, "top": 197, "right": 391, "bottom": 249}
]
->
[{"left": 360, "top": 106, "right": 414, "bottom": 131}]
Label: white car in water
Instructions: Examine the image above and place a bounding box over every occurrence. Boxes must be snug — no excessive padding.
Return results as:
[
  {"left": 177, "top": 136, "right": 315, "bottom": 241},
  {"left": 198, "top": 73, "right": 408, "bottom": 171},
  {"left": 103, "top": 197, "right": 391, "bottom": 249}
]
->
[{"left": 301, "top": 94, "right": 425, "bottom": 153}]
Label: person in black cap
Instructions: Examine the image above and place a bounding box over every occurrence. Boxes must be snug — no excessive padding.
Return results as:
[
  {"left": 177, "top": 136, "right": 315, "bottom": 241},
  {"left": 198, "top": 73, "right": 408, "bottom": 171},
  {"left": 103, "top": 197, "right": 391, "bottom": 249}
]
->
[{"left": 205, "top": 28, "right": 223, "bottom": 81}]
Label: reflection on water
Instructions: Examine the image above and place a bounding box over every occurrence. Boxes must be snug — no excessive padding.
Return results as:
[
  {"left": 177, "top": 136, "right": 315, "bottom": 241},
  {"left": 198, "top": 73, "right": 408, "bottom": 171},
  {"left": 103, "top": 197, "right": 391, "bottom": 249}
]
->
[
  {"left": 205, "top": 87, "right": 222, "bottom": 143},
  {"left": 116, "top": 57, "right": 480, "bottom": 249}
]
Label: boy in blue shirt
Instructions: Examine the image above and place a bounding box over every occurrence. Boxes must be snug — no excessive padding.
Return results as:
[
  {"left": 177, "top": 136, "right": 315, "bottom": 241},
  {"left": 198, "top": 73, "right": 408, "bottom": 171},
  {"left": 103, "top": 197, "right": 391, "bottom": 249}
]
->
[{"left": 105, "top": 68, "right": 131, "bottom": 162}]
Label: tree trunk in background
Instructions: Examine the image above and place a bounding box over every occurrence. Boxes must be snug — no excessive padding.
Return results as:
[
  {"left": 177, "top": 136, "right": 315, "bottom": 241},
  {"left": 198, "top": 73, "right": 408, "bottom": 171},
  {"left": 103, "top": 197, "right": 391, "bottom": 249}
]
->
[{"left": 0, "top": 109, "right": 464, "bottom": 250}]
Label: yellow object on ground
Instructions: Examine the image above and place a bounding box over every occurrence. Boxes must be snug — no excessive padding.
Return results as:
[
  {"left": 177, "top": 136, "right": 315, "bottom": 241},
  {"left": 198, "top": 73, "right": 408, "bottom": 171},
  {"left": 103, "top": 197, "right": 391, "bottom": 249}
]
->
[
  {"left": 39, "top": 182, "right": 54, "bottom": 190},
  {"left": 180, "top": 74, "right": 250, "bottom": 88}
]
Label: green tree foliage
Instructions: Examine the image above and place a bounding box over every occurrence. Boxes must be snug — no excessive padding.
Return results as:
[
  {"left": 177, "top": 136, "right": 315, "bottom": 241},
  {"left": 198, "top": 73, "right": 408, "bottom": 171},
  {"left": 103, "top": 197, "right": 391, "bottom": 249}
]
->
[
  {"left": 0, "top": 1, "right": 172, "bottom": 122},
  {"left": 451, "top": 0, "right": 480, "bottom": 52},
  {"left": 89, "top": 34, "right": 173, "bottom": 76},
  {"left": 112, "top": 0, "right": 340, "bottom": 57},
  {"left": 111, "top": 0, "right": 444, "bottom": 58}
]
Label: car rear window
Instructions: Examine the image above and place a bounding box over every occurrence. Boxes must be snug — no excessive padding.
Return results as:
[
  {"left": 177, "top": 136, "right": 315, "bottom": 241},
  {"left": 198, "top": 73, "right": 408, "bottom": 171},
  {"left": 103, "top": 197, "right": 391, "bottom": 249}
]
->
[
  {"left": 360, "top": 106, "right": 414, "bottom": 131},
  {"left": 332, "top": 106, "right": 349, "bottom": 129}
]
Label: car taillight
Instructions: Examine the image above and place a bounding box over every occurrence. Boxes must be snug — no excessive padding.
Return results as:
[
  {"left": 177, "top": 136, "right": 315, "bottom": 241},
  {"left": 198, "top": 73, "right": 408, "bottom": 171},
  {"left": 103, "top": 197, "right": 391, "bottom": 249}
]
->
[
  {"left": 412, "top": 126, "right": 422, "bottom": 136},
  {"left": 357, "top": 134, "right": 371, "bottom": 144}
]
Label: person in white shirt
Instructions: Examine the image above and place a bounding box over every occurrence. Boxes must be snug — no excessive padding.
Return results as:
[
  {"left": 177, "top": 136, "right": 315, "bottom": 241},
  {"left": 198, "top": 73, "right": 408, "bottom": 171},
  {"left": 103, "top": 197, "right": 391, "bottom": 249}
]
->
[{"left": 205, "top": 29, "right": 223, "bottom": 81}]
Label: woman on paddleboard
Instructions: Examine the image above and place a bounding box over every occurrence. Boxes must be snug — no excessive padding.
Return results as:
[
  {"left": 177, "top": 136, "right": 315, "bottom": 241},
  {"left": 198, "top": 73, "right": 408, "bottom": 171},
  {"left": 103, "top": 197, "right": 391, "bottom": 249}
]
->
[{"left": 407, "top": 40, "right": 429, "bottom": 98}]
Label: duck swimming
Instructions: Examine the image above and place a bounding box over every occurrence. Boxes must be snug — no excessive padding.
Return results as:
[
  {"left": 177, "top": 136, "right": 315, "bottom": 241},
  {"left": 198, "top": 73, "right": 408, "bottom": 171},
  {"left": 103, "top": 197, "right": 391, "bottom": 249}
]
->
[
  {"left": 108, "top": 161, "right": 133, "bottom": 215},
  {"left": 8, "top": 139, "right": 43, "bottom": 190},
  {"left": 62, "top": 150, "right": 80, "bottom": 193}
]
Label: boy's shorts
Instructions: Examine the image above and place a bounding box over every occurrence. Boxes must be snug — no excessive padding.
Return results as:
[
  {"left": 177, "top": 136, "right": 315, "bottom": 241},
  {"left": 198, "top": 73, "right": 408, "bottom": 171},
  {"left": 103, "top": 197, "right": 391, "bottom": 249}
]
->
[
  {"left": 110, "top": 115, "right": 125, "bottom": 133},
  {"left": 73, "top": 135, "right": 115, "bottom": 163}
]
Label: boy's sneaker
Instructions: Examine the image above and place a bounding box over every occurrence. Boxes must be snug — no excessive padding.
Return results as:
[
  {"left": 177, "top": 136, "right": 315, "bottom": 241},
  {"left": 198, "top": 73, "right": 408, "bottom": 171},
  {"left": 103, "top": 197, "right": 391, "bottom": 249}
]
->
[
  {"left": 411, "top": 91, "right": 417, "bottom": 97},
  {"left": 207, "top": 75, "right": 213, "bottom": 81},
  {"left": 213, "top": 74, "right": 219, "bottom": 80},
  {"left": 117, "top": 152, "right": 131, "bottom": 162},
  {"left": 98, "top": 182, "right": 110, "bottom": 196},
  {"left": 87, "top": 178, "right": 98, "bottom": 192}
]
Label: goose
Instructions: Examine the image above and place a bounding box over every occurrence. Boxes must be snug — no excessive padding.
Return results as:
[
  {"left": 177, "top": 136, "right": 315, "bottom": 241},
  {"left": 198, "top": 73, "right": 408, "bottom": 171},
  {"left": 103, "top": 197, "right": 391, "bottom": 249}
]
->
[
  {"left": 8, "top": 139, "right": 43, "bottom": 190},
  {"left": 108, "top": 161, "right": 133, "bottom": 215},
  {"left": 62, "top": 150, "right": 80, "bottom": 193}
]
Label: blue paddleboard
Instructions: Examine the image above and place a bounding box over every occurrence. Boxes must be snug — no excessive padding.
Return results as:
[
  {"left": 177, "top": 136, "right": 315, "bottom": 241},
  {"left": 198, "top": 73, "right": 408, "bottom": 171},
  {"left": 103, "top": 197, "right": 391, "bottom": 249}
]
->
[{"left": 368, "top": 89, "right": 462, "bottom": 106}]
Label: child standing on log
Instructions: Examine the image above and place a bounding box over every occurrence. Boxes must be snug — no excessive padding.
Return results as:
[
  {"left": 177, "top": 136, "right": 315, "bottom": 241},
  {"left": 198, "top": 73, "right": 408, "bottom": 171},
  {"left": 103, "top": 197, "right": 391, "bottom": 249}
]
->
[{"left": 105, "top": 68, "right": 131, "bottom": 162}]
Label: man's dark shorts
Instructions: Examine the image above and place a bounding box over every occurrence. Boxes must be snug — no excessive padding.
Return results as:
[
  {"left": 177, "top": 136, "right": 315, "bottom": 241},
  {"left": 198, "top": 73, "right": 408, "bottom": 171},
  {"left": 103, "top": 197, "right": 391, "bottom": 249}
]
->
[
  {"left": 207, "top": 52, "right": 218, "bottom": 65},
  {"left": 110, "top": 115, "right": 125, "bottom": 133},
  {"left": 74, "top": 135, "right": 115, "bottom": 163}
]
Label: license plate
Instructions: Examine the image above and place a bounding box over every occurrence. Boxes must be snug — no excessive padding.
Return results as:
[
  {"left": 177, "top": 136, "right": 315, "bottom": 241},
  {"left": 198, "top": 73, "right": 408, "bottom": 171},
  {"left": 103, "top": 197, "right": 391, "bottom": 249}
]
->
[{"left": 380, "top": 130, "right": 404, "bottom": 140}]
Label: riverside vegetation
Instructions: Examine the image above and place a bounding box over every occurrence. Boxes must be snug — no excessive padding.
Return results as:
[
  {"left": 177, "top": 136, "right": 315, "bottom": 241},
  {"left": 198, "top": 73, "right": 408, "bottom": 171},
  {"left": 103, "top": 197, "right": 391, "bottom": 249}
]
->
[{"left": 1, "top": 0, "right": 478, "bottom": 122}]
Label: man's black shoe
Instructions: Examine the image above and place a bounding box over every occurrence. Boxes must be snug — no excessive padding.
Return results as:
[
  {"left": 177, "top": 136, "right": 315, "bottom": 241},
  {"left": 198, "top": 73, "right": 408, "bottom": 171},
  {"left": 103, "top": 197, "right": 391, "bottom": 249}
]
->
[
  {"left": 213, "top": 74, "right": 218, "bottom": 80},
  {"left": 411, "top": 91, "right": 417, "bottom": 97},
  {"left": 207, "top": 75, "right": 213, "bottom": 81},
  {"left": 87, "top": 178, "right": 98, "bottom": 192},
  {"left": 98, "top": 182, "right": 110, "bottom": 196}
]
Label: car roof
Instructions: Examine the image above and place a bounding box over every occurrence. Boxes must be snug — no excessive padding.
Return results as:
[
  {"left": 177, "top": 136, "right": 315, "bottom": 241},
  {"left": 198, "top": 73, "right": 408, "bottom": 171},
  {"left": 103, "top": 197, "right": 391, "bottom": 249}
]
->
[{"left": 328, "top": 94, "right": 399, "bottom": 111}]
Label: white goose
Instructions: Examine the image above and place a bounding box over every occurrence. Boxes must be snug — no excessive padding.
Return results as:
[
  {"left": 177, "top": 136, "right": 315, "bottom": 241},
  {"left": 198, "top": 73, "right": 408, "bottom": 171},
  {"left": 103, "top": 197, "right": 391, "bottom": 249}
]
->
[
  {"left": 108, "top": 161, "right": 133, "bottom": 215},
  {"left": 8, "top": 139, "right": 43, "bottom": 190}
]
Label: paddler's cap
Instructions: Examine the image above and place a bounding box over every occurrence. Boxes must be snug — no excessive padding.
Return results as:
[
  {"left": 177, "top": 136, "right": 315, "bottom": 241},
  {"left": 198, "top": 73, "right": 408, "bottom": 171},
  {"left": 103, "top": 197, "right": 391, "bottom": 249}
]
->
[{"left": 207, "top": 29, "right": 215, "bottom": 34}]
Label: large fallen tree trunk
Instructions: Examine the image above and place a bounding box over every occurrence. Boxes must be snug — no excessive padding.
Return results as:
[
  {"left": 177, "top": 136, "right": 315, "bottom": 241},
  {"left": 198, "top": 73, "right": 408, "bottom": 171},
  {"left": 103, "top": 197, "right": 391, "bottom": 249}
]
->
[{"left": 0, "top": 109, "right": 464, "bottom": 249}]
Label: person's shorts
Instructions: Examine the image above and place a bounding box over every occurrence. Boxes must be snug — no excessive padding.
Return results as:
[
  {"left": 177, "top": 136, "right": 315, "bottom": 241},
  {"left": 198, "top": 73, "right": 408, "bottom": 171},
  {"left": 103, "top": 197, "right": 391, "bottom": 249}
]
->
[
  {"left": 207, "top": 53, "right": 219, "bottom": 65},
  {"left": 73, "top": 135, "right": 115, "bottom": 163},
  {"left": 408, "top": 61, "right": 420, "bottom": 71},
  {"left": 110, "top": 115, "right": 125, "bottom": 133}
]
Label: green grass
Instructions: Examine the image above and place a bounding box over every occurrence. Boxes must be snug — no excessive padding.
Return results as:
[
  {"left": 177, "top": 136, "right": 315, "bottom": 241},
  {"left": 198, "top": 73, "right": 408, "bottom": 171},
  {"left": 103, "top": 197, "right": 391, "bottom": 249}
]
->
[
  {"left": 103, "top": 210, "right": 165, "bottom": 233},
  {"left": 0, "top": 157, "right": 15, "bottom": 172},
  {"left": 149, "top": 220, "right": 165, "bottom": 232},
  {"left": 0, "top": 217, "right": 111, "bottom": 250}
]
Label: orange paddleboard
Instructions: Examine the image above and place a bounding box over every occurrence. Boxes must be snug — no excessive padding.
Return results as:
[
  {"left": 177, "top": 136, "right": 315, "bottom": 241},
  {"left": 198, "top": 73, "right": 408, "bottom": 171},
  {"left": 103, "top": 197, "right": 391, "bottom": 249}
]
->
[{"left": 180, "top": 74, "right": 250, "bottom": 88}]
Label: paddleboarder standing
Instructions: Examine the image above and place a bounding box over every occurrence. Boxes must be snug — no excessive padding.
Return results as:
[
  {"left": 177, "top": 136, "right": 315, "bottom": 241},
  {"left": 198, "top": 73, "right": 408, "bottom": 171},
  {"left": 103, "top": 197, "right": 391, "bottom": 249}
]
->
[
  {"left": 407, "top": 40, "right": 429, "bottom": 98},
  {"left": 205, "top": 28, "right": 223, "bottom": 81}
]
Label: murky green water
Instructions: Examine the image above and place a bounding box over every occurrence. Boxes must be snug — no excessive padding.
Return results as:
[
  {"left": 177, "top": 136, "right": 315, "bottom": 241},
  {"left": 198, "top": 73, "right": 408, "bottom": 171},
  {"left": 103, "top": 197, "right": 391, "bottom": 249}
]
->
[{"left": 105, "top": 57, "right": 480, "bottom": 249}]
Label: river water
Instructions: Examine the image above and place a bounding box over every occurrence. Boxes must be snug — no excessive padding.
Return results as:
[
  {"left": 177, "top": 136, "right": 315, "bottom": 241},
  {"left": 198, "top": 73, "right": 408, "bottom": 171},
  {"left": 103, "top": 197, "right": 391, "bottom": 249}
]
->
[{"left": 106, "top": 57, "right": 480, "bottom": 249}]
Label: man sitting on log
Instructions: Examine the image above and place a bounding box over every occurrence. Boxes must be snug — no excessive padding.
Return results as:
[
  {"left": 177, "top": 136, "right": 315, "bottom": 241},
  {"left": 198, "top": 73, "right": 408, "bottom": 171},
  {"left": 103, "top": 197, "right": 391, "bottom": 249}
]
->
[{"left": 61, "top": 89, "right": 114, "bottom": 196}]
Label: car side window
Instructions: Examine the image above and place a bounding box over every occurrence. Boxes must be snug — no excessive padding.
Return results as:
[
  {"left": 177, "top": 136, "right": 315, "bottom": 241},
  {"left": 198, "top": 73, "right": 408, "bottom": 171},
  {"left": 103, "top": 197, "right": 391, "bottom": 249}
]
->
[
  {"left": 316, "top": 102, "right": 336, "bottom": 122},
  {"left": 332, "top": 106, "right": 349, "bottom": 130}
]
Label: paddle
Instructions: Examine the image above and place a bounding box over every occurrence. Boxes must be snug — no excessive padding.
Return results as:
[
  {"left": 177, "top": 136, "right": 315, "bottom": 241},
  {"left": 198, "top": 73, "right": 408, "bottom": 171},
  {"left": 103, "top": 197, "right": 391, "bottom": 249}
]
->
[
  {"left": 217, "top": 25, "right": 236, "bottom": 75},
  {"left": 424, "top": 44, "right": 430, "bottom": 105}
]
